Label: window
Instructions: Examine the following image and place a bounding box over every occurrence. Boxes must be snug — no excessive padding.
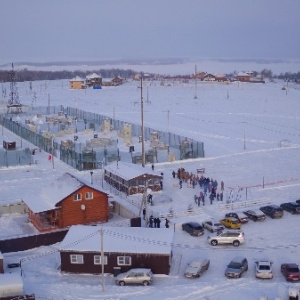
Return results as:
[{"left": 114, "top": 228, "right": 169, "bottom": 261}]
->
[
  {"left": 94, "top": 255, "right": 108, "bottom": 265},
  {"left": 117, "top": 256, "right": 132, "bottom": 266},
  {"left": 85, "top": 192, "right": 93, "bottom": 200},
  {"left": 73, "top": 193, "right": 82, "bottom": 201},
  {"left": 70, "top": 254, "right": 83, "bottom": 264}
]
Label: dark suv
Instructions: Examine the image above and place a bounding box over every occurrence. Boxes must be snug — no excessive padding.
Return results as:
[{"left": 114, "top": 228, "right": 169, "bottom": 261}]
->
[
  {"left": 280, "top": 202, "right": 300, "bottom": 214},
  {"left": 260, "top": 205, "right": 284, "bottom": 218},
  {"left": 182, "top": 222, "right": 204, "bottom": 236},
  {"left": 225, "top": 256, "right": 248, "bottom": 278}
]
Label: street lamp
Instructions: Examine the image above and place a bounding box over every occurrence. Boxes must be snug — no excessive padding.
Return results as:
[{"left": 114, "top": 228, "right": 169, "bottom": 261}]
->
[{"left": 51, "top": 135, "right": 55, "bottom": 169}]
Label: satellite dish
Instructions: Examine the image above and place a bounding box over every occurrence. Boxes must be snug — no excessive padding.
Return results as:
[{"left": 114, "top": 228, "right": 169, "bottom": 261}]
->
[{"left": 81, "top": 204, "right": 86, "bottom": 211}]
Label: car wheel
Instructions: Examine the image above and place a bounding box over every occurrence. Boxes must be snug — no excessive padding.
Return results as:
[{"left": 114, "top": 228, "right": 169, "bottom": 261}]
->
[
  {"left": 210, "top": 228, "right": 214, "bottom": 233},
  {"left": 233, "top": 240, "right": 240, "bottom": 247},
  {"left": 143, "top": 281, "right": 150, "bottom": 286},
  {"left": 119, "top": 281, "right": 125, "bottom": 286},
  {"left": 211, "top": 240, "right": 218, "bottom": 246},
  {"left": 254, "top": 216, "right": 258, "bottom": 221},
  {"left": 245, "top": 265, "right": 248, "bottom": 271}
]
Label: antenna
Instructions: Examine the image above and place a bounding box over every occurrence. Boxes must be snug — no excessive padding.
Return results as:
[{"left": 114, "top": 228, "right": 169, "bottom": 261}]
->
[
  {"left": 194, "top": 65, "right": 198, "bottom": 99},
  {"left": 7, "top": 63, "right": 22, "bottom": 114}
]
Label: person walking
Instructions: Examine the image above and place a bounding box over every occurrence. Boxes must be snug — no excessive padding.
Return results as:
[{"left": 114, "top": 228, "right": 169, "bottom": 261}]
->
[
  {"left": 142, "top": 207, "right": 146, "bottom": 220},
  {"left": 221, "top": 181, "right": 224, "bottom": 191},
  {"left": 179, "top": 179, "right": 183, "bottom": 189},
  {"left": 151, "top": 164, "right": 154, "bottom": 171},
  {"left": 157, "top": 217, "right": 161, "bottom": 228},
  {"left": 154, "top": 217, "right": 158, "bottom": 228},
  {"left": 149, "top": 215, "right": 154, "bottom": 228},
  {"left": 172, "top": 170, "right": 176, "bottom": 179},
  {"left": 165, "top": 218, "right": 170, "bottom": 228}
]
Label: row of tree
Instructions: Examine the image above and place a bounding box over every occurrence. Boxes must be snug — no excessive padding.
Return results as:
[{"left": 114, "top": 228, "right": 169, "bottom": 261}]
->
[
  {"left": 0, "top": 67, "right": 299, "bottom": 83},
  {"left": 0, "top": 68, "right": 137, "bottom": 83}
]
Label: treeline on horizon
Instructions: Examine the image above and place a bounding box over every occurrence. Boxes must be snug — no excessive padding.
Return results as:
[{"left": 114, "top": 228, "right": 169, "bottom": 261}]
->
[
  {"left": 0, "top": 68, "right": 299, "bottom": 83},
  {"left": 0, "top": 68, "right": 137, "bottom": 82}
]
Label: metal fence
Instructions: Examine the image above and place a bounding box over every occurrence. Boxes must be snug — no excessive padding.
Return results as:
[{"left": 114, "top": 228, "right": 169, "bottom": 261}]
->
[{"left": 0, "top": 105, "right": 204, "bottom": 170}]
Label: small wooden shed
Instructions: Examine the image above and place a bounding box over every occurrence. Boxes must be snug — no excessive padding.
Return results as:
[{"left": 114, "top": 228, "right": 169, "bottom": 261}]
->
[
  {"left": 59, "top": 225, "right": 174, "bottom": 275},
  {"left": 22, "top": 173, "right": 109, "bottom": 232},
  {"left": 104, "top": 161, "right": 162, "bottom": 195}
]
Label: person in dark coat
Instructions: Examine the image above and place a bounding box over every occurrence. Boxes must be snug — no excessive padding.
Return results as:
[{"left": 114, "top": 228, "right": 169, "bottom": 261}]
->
[
  {"left": 149, "top": 215, "right": 154, "bottom": 228},
  {"left": 209, "top": 193, "right": 214, "bottom": 205},
  {"left": 165, "top": 218, "right": 170, "bottom": 228},
  {"left": 172, "top": 170, "right": 176, "bottom": 178},
  {"left": 142, "top": 207, "right": 146, "bottom": 220},
  {"left": 151, "top": 164, "right": 154, "bottom": 171},
  {"left": 154, "top": 217, "right": 158, "bottom": 228},
  {"left": 157, "top": 218, "right": 161, "bottom": 228}
]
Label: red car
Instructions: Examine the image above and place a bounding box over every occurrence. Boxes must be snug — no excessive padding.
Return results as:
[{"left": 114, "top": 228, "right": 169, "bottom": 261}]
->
[{"left": 281, "top": 263, "right": 300, "bottom": 281}]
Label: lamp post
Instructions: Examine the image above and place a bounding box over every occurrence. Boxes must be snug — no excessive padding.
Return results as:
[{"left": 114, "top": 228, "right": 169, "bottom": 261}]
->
[
  {"left": 90, "top": 171, "right": 94, "bottom": 185},
  {"left": 51, "top": 135, "right": 55, "bottom": 170},
  {"left": 139, "top": 76, "right": 145, "bottom": 167}
]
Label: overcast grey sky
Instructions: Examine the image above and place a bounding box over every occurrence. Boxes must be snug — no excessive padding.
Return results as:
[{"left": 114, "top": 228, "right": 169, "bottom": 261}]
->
[{"left": 1, "top": 0, "right": 300, "bottom": 64}]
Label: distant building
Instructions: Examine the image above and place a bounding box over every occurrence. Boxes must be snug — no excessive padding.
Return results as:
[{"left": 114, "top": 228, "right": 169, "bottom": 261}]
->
[
  {"left": 112, "top": 76, "right": 123, "bottom": 85},
  {"left": 86, "top": 73, "right": 102, "bottom": 87},
  {"left": 69, "top": 76, "right": 85, "bottom": 89},
  {"left": 236, "top": 72, "right": 251, "bottom": 82}
]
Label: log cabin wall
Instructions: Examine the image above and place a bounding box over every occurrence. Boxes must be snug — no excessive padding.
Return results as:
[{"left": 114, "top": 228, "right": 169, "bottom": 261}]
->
[{"left": 59, "top": 187, "right": 109, "bottom": 228}]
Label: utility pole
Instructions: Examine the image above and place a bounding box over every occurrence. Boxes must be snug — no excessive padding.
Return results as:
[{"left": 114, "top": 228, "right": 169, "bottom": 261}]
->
[
  {"left": 100, "top": 227, "right": 105, "bottom": 292},
  {"left": 194, "top": 65, "right": 198, "bottom": 99},
  {"left": 139, "top": 76, "right": 145, "bottom": 167}
]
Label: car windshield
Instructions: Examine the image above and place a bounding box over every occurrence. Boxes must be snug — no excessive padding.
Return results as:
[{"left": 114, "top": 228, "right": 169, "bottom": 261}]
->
[
  {"left": 228, "top": 262, "right": 241, "bottom": 269},
  {"left": 193, "top": 225, "right": 202, "bottom": 230},
  {"left": 289, "top": 268, "right": 300, "bottom": 273},
  {"left": 231, "top": 220, "right": 239, "bottom": 224},
  {"left": 215, "top": 223, "right": 222, "bottom": 226},
  {"left": 259, "top": 265, "right": 270, "bottom": 270}
]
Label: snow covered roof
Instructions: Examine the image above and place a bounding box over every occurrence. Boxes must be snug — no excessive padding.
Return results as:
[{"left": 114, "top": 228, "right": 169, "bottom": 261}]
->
[
  {"left": 237, "top": 72, "right": 250, "bottom": 76},
  {"left": 86, "top": 73, "right": 101, "bottom": 79},
  {"left": 0, "top": 273, "right": 24, "bottom": 295},
  {"left": 104, "top": 161, "right": 161, "bottom": 181},
  {"left": 70, "top": 76, "right": 84, "bottom": 82},
  {"left": 59, "top": 224, "right": 173, "bottom": 255},
  {"left": 22, "top": 173, "right": 106, "bottom": 213}
]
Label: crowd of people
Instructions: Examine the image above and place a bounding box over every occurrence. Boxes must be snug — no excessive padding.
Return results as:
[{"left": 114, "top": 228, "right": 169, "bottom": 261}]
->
[{"left": 174, "top": 167, "right": 224, "bottom": 206}]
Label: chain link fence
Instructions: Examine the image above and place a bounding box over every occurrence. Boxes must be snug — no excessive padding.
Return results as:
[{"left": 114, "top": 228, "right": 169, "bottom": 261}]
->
[{"left": 0, "top": 105, "right": 204, "bottom": 170}]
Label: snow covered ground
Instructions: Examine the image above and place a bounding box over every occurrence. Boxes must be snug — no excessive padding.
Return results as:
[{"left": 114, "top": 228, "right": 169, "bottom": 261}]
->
[{"left": 1, "top": 70, "right": 300, "bottom": 299}]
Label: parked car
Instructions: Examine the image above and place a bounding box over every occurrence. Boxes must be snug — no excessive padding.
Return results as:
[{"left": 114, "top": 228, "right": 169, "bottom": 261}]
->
[
  {"left": 260, "top": 205, "right": 284, "bottom": 218},
  {"left": 115, "top": 268, "right": 153, "bottom": 286},
  {"left": 243, "top": 209, "right": 266, "bottom": 221},
  {"left": 202, "top": 220, "right": 224, "bottom": 232},
  {"left": 207, "top": 230, "right": 245, "bottom": 247},
  {"left": 182, "top": 222, "right": 204, "bottom": 236},
  {"left": 220, "top": 217, "right": 241, "bottom": 229},
  {"left": 296, "top": 199, "right": 300, "bottom": 205},
  {"left": 225, "top": 212, "right": 249, "bottom": 223},
  {"left": 281, "top": 263, "right": 300, "bottom": 282},
  {"left": 225, "top": 256, "right": 248, "bottom": 278},
  {"left": 184, "top": 258, "right": 210, "bottom": 278},
  {"left": 255, "top": 260, "right": 273, "bottom": 279},
  {"left": 280, "top": 202, "right": 300, "bottom": 214}
]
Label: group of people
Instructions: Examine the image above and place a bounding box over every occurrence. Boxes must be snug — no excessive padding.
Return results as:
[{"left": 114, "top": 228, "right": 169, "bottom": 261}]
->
[
  {"left": 143, "top": 208, "right": 170, "bottom": 228},
  {"left": 173, "top": 167, "right": 225, "bottom": 206},
  {"left": 149, "top": 215, "right": 170, "bottom": 228}
]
